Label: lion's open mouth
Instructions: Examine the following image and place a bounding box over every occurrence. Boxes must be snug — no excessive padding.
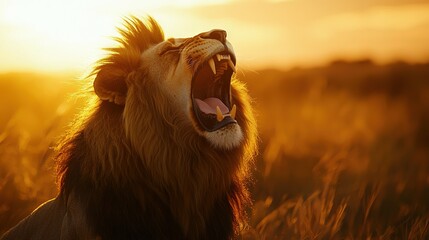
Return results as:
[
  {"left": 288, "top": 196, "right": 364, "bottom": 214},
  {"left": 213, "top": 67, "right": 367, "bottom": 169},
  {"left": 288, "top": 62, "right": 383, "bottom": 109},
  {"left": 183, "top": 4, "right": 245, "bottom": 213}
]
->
[{"left": 191, "top": 51, "right": 237, "bottom": 132}]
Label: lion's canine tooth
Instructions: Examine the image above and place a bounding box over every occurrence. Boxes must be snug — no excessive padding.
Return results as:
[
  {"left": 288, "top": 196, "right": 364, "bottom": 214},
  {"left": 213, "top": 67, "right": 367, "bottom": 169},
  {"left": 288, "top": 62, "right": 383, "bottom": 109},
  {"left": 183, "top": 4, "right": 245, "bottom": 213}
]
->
[
  {"left": 216, "top": 106, "right": 224, "bottom": 122},
  {"left": 227, "top": 59, "right": 236, "bottom": 73},
  {"left": 208, "top": 58, "right": 216, "bottom": 74},
  {"left": 230, "top": 104, "right": 237, "bottom": 120}
]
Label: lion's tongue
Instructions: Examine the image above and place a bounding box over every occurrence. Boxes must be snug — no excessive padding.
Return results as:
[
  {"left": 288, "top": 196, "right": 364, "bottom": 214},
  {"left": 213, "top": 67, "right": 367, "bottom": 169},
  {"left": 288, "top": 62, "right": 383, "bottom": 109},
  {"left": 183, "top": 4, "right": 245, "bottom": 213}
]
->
[{"left": 195, "top": 98, "right": 229, "bottom": 114}]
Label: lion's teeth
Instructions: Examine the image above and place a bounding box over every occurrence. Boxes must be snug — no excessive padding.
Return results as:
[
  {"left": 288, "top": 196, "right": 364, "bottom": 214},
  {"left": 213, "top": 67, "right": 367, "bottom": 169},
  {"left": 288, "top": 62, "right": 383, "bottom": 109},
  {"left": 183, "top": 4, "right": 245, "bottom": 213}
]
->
[
  {"left": 216, "top": 106, "right": 224, "bottom": 122},
  {"left": 227, "top": 59, "right": 236, "bottom": 73},
  {"left": 230, "top": 104, "right": 237, "bottom": 120},
  {"left": 208, "top": 58, "right": 216, "bottom": 75},
  {"left": 216, "top": 54, "right": 231, "bottom": 61}
]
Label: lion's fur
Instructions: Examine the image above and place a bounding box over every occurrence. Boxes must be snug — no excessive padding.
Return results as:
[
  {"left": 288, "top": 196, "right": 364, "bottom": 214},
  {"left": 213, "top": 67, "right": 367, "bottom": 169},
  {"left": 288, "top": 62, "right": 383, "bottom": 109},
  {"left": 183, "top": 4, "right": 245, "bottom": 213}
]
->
[{"left": 1, "top": 17, "right": 257, "bottom": 240}]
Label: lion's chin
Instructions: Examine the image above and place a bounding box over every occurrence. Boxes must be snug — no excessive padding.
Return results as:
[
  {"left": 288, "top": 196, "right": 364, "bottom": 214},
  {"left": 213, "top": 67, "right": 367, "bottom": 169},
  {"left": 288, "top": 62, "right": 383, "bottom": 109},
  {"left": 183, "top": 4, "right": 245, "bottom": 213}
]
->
[{"left": 203, "top": 123, "right": 243, "bottom": 150}]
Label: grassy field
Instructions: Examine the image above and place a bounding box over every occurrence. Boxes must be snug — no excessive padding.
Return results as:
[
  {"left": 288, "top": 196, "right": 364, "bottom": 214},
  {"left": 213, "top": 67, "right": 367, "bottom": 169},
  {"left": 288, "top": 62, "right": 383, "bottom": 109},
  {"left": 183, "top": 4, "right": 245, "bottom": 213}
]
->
[{"left": 1, "top": 60, "right": 429, "bottom": 239}]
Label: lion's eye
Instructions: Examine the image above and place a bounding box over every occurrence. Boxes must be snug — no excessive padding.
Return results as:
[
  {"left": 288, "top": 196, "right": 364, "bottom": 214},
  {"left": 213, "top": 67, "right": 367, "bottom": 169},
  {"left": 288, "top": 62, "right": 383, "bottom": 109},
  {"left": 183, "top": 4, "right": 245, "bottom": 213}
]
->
[{"left": 159, "top": 44, "right": 181, "bottom": 55}]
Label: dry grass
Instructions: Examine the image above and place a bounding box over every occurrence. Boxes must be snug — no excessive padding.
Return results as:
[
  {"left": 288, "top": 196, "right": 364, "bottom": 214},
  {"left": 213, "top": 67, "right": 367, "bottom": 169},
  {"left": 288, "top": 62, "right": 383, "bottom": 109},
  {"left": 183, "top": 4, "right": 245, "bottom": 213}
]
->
[
  {"left": 243, "top": 60, "right": 429, "bottom": 239},
  {"left": 1, "top": 60, "right": 429, "bottom": 239}
]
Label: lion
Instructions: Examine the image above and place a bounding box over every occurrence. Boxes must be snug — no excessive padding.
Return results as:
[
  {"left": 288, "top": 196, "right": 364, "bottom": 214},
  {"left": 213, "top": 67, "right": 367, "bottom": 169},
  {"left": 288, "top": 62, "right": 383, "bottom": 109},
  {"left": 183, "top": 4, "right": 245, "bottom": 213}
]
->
[{"left": 1, "top": 16, "right": 257, "bottom": 240}]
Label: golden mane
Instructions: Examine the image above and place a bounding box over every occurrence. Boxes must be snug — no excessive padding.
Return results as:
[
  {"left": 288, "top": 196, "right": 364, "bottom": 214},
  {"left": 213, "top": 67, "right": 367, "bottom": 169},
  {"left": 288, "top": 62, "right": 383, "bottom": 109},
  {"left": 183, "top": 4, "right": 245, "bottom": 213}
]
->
[
  {"left": 2, "top": 16, "right": 257, "bottom": 240},
  {"left": 94, "top": 17, "right": 164, "bottom": 74}
]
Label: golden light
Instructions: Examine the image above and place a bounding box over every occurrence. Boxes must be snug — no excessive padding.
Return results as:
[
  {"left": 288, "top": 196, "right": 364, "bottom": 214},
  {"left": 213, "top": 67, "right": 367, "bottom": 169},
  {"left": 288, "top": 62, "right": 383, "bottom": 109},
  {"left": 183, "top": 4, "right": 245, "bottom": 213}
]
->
[
  {"left": 0, "top": 0, "right": 229, "bottom": 72},
  {"left": 1, "top": 0, "right": 429, "bottom": 72}
]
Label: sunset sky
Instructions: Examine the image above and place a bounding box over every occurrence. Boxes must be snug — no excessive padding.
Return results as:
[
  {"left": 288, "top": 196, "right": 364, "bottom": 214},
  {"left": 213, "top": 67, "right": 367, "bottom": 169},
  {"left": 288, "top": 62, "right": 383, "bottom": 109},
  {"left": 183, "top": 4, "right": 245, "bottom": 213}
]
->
[{"left": 1, "top": 0, "right": 429, "bottom": 72}]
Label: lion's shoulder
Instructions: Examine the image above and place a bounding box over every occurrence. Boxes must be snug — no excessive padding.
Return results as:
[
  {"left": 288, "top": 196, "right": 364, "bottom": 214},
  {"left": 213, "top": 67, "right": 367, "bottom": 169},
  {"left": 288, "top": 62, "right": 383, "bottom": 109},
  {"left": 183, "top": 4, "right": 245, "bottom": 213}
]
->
[{"left": 1, "top": 198, "right": 65, "bottom": 240}]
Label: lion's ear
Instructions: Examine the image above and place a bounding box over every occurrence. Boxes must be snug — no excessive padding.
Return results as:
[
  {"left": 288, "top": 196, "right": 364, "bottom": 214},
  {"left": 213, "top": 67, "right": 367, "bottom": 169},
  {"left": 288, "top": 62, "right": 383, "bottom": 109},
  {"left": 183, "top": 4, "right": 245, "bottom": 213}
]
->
[{"left": 94, "top": 67, "right": 128, "bottom": 105}]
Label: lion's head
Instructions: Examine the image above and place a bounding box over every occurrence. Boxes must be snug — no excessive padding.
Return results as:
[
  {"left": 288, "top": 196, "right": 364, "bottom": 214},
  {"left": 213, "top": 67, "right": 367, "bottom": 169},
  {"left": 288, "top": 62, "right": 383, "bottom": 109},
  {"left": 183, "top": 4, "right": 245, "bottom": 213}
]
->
[{"left": 93, "top": 17, "right": 249, "bottom": 150}]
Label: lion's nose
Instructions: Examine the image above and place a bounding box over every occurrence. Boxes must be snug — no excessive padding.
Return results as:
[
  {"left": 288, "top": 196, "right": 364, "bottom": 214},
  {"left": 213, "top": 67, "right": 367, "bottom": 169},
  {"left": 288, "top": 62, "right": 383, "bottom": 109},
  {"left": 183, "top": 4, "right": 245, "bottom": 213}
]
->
[{"left": 201, "top": 29, "right": 227, "bottom": 44}]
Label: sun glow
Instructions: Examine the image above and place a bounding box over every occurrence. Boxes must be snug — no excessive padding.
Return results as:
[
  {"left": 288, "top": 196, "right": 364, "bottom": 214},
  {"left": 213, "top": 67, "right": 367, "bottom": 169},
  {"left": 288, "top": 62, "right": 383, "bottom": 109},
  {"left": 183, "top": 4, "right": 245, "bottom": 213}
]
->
[
  {"left": 1, "top": 0, "right": 429, "bottom": 72},
  {"left": 0, "top": 0, "right": 229, "bottom": 72}
]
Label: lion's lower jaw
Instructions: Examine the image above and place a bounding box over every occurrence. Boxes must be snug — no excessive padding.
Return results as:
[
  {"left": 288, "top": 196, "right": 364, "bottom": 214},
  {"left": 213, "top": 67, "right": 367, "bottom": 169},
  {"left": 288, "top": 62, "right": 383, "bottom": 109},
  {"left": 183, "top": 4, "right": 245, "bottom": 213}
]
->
[{"left": 204, "top": 123, "right": 243, "bottom": 149}]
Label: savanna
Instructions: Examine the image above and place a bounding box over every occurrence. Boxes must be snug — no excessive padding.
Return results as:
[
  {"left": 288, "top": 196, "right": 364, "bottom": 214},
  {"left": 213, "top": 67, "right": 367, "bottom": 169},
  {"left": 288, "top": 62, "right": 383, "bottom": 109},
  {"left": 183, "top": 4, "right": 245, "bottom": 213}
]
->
[
  {"left": 1, "top": 60, "right": 428, "bottom": 239},
  {"left": 2, "top": 0, "right": 429, "bottom": 238}
]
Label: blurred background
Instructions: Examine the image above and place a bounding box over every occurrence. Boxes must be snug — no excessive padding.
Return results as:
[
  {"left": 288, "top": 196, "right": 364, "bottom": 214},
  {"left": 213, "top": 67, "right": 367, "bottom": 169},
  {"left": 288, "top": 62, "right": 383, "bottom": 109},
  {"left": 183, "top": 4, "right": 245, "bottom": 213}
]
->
[{"left": 1, "top": 0, "right": 429, "bottom": 239}]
